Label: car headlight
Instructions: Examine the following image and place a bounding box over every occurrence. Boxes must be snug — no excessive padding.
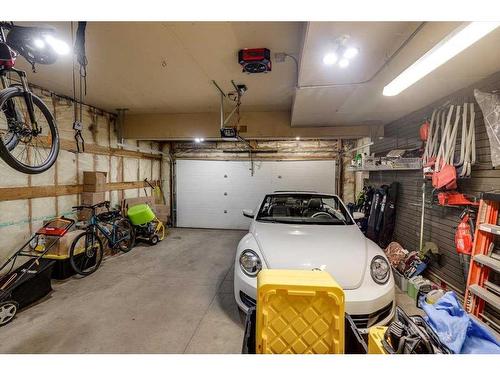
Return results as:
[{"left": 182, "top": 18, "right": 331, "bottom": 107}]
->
[
  {"left": 239, "top": 250, "right": 262, "bottom": 277},
  {"left": 370, "top": 255, "right": 390, "bottom": 284}
]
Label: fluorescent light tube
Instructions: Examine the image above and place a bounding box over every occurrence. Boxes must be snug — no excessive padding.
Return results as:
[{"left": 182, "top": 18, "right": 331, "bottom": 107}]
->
[{"left": 383, "top": 22, "right": 500, "bottom": 96}]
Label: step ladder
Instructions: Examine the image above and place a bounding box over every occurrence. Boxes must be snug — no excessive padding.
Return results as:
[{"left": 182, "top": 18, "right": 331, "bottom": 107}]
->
[{"left": 464, "top": 192, "right": 500, "bottom": 331}]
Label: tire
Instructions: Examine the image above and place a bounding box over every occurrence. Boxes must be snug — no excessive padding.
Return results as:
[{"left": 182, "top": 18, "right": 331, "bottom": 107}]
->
[
  {"left": 115, "top": 218, "right": 135, "bottom": 253},
  {"left": 0, "top": 87, "right": 59, "bottom": 174},
  {"left": 149, "top": 235, "right": 159, "bottom": 246},
  {"left": 0, "top": 103, "right": 21, "bottom": 151},
  {"left": 0, "top": 300, "right": 18, "bottom": 326},
  {"left": 69, "top": 231, "right": 104, "bottom": 276}
]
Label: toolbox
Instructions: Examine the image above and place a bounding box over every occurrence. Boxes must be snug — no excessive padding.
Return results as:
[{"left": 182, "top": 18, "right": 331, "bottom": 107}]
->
[{"left": 256, "top": 269, "right": 345, "bottom": 354}]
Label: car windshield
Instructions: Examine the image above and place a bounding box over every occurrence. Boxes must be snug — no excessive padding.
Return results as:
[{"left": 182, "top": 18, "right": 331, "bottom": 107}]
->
[{"left": 256, "top": 194, "right": 354, "bottom": 225}]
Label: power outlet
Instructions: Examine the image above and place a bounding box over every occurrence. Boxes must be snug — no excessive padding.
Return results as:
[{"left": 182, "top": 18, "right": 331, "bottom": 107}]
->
[{"left": 274, "top": 52, "right": 287, "bottom": 63}]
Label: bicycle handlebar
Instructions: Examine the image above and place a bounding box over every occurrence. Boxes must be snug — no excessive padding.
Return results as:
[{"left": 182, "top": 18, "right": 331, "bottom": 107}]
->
[{"left": 72, "top": 201, "right": 110, "bottom": 211}]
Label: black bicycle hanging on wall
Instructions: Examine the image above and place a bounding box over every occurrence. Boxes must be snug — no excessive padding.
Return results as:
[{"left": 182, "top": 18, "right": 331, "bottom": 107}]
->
[{"left": 0, "top": 22, "right": 67, "bottom": 174}]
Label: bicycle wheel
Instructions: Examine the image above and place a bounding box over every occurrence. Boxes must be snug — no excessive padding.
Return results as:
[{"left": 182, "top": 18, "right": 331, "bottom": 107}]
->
[
  {"left": 0, "top": 101, "right": 20, "bottom": 152},
  {"left": 69, "top": 231, "right": 104, "bottom": 276},
  {"left": 0, "top": 87, "right": 59, "bottom": 174},
  {"left": 114, "top": 218, "right": 135, "bottom": 253}
]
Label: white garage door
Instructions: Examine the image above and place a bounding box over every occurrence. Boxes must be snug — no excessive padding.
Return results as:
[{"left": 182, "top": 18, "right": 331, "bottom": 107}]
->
[{"left": 175, "top": 159, "right": 336, "bottom": 229}]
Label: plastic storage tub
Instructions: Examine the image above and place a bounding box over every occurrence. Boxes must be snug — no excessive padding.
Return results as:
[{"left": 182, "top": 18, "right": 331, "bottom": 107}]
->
[
  {"left": 242, "top": 307, "right": 367, "bottom": 354},
  {"left": 256, "top": 269, "right": 345, "bottom": 354},
  {"left": 392, "top": 268, "right": 408, "bottom": 292},
  {"left": 407, "top": 276, "right": 432, "bottom": 301},
  {"left": 127, "top": 204, "right": 156, "bottom": 225}
]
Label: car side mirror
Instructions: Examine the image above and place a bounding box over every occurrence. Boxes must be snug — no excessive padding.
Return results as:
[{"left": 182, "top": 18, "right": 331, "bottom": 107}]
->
[
  {"left": 242, "top": 209, "right": 254, "bottom": 218},
  {"left": 352, "top": 211, "right": 364, "bottom": 221}
]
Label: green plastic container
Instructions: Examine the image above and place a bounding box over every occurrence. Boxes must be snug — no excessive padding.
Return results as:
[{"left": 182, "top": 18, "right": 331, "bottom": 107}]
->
[{"left": 127, "top": 204, "right": 156, "bottom": 225}]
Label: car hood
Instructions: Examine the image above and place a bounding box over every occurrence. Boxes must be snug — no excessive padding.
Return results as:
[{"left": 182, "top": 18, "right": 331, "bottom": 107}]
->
[{"left": 253, "top": 222, "right": 368, "bottom": 290}]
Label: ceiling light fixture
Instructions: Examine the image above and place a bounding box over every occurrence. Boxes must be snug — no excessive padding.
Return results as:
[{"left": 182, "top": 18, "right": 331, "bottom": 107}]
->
[
  {"left": 323, "top": 53, "right": 338, "bottom": 65},
  {"left": 343, "top": 47, "right": 359, "bottom": 59},
  {"left": 43, "top": 34, "right": 70, "bottom": 55},
  {"left": 323, "top": 35, "right": 359, "bottom": 68},
  {"left": 338, "top": 58, "right": 350, "bottom": 68},
  {"left": 383, "top": 22, "right": 500, "bottom": 96},
  {"left": 33, "top": 38, "right": 45, "bottom": 49}
]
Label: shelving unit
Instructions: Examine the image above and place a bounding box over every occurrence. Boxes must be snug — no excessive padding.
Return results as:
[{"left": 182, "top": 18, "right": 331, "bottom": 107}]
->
[{"left": 347, "top": 166, "right": 421, "bottom": 172}]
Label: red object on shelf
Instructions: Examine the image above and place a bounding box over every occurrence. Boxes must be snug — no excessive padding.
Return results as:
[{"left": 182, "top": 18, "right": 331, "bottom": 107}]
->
[
  {"left": 420, "top": 121, "right": 430, "bottom": 141},
  {"left": 437, "top": 192, "right": 479, "bottom": 206},
  {"left": 432, "top": 163, "right": 457, "bottom": 190}
]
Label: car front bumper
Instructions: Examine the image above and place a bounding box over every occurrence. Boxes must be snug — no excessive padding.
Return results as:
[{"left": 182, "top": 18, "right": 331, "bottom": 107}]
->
[{"left": 234, "top": 267, "right": 395, "bottom": 332}]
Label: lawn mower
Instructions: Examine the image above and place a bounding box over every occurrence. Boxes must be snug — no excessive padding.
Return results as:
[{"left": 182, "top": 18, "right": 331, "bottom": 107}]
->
[{"left": 0, "top": 217, "right": 74, "bottom": 326}]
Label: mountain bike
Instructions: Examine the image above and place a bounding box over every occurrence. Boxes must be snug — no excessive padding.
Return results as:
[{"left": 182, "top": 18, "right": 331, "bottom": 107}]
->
[
  {"left": 70, "top": 201, "right": 135, "bottom": 276},
  {"left": 0, "top": 22, "right": 60, "bottom": 174}
]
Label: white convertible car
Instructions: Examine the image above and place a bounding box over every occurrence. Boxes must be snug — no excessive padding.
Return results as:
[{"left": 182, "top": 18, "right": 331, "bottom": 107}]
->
[{"left": 234, "top": 191, "right": 395, "bottom": 331}]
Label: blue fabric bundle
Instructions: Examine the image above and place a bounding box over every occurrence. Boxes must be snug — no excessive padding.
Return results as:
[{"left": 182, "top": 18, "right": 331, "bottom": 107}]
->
[{"left": 420, "top": 291, "right": 500, "bottom": 354}]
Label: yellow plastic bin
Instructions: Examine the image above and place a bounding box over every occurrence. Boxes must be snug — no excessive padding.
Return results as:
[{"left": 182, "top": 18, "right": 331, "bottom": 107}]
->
[
  {"left": 256, "top": 269, "right": 345, "bottom": 354},
  {"left": 368, "top": 326, "right": 388, "bottom": 354}
]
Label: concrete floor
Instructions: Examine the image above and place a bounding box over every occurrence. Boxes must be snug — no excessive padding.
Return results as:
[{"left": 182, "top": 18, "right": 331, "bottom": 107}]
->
[
  {"left": 0, "top": 228, "right": 422, "bottom": 353},
  {"left": 0, "top": 228, "right": 246, "bottom": 353}
]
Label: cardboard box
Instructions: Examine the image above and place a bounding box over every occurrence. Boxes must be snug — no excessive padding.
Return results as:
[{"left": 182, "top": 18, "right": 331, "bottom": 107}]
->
[
  {"left": 83, "top": 171, "right": 107, "bottom": 185},
  {"left": 81, "top": 192, "right": 106, "bottom": 206},
  {"left": 153, "top": 204, "right": 170, "bottom": 224},
  {"left": 44, "top": 229, "right": 86, "bottom": 258},
  {"left": 122, "top": 196, "right": 155, "bottom": 215},
  {"left": 83, "top": 171, "right": 107, "bottom": 192}
]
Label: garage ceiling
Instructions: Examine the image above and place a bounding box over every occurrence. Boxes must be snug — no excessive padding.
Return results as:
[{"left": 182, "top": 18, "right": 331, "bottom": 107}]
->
[
  {"left": 15, "top": 22, "right": 302, "bottom": 113},
  {"left": 14, "top": 21, "right": 500, "bottom": 128},
  {"left": 292, "top": 21, "right": 500, "bottom": 127}
]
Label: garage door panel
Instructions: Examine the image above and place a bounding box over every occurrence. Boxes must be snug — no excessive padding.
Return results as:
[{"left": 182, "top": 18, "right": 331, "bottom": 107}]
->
[
  {"left": 176, "top": 159, "right": 335, "bottom": 229},
  {"left": 177, "top": 207, "right": 250, "bottom": 229}
]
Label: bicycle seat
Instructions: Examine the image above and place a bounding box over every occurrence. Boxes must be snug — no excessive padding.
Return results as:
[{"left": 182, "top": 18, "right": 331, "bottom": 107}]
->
[
  {"left": 5, "top": 24, "right": 59, "bottom": 65},
  {"left": 0, "top": 42, "right": 17, "bottom": 69}
]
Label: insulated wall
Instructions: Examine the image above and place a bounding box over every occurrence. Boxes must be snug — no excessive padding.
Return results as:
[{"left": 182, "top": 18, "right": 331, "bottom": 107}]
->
[
  {"left": 364, "top": 71, "right": 500, "bottom": 293},
  {"left": 0, "top": 86, "right": 167, "bottom": 269}
]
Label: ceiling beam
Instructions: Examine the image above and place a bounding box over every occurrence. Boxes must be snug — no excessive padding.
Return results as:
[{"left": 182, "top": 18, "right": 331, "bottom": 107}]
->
[{"left": 123, "top": 111, "right": 379, "bottom": 140}]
